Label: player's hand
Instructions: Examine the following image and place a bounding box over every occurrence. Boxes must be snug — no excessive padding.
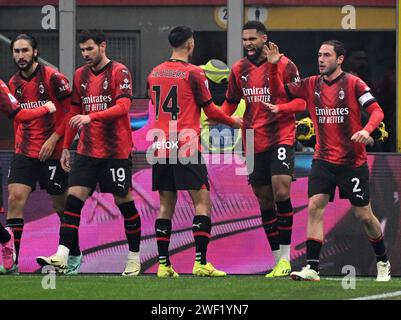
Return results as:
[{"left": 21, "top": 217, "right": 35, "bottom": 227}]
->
[
  {"left": 351, "top": 129, "right": 370, "bottom": 144},
  {"left": 231, "top": 116, "right": 243, "bottom": 129},
  {"left": 69, "top": 114, "right": 91, "bottom": 129},
  {"left": 366, "top": 136, "right": 375, "bottom": 147},
  {"left": 265, "top": 42, "right": 283, "bottom": 64},
  {"left": 60, "top": 148, "right": 71, "bottom": 172},
  {"left": 39, "top": 134, "right": 59, "bottom": 162},
  {"left": 45, "top": 101, "right": 56, "bottom": 114},
  {"left": 262, "top": 101, "right": 280, "bottom": 114}
]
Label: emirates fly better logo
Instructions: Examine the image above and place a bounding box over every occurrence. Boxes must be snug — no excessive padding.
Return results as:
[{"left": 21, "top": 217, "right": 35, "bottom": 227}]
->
[
  {"left": 316, "top": 106, "right": 349, "bottom": 124},
  {"left": 241, "top": 86, "right": 271, "bottom": 103}
]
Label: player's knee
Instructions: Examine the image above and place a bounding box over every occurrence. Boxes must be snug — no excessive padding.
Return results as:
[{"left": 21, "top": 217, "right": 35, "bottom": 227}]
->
[
  {"left": 8, "top": 191, "right": 25, "bottom": 206},
  {"left": 252, "top": 188, "right": 274, "bottom": 206},
  {"left": 308, "top": 201, "right": 324, "bottom": 218},
  {"left": 358, "top": 213, "right": 374, "bottom": 226},
  {"left": 274, "top": 189, "right": 290, "bottom": 202},
  {"left": 195, "top": 202, "right": 212, "bottom": 215},
  {"left": 355, "top": 208, "right": 374, "bottom": 225}
]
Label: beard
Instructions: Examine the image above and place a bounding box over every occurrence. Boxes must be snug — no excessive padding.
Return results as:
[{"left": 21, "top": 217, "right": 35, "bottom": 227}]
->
[
  {"left": 320, "top": 64, "right": 338, "bottom": 76},
  {"left": 92, "top": 56, "right": 103, "bottom": 68},
  {"left": 245, "top": 46, "right": 263, "bottom": 62},
  {"left": 15, "top": 57, "right": 35, "bottom": 72}
]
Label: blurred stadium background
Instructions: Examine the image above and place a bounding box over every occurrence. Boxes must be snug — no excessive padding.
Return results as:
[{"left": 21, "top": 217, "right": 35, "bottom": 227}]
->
[{"left": 0, "top": 0, "right": 400, "bottom": 288}]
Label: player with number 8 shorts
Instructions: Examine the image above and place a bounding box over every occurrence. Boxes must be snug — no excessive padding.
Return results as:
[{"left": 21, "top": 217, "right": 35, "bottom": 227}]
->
[{"left": 221, "top": 21, "right": 306, "bottom": 277}]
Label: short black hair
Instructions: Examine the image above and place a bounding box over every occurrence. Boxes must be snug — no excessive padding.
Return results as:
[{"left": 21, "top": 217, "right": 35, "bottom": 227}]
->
[
  {"left": 168, "top": 26, "right": 193, "bottom": 48},
  {"left": 322, "top": 40, "right": 347, "bottom": 59},
  {"left": 242, "top": 21, "right": 267, "bottom": 35},
  {"left": 78, "top": 29, "right": 106, "bottom": 45},
  {"left": 10, "top": 33, "right": 39, "bottom": 61}
]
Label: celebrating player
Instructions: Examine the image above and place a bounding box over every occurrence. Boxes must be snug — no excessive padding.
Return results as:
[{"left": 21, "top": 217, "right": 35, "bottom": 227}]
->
[
  {"left": 36, "top": 30, "right": 141, "bottom": 276},
  {"left": 147, "top": 26, "right": 242, "bottom": 278},
  {"left": 1, "top": 34, "right": 77, "bottom": 274},
  {"left": 221, "top": 21, "right": 306, "bottom": 277},
  {"left": 265, "top": 40, "right": 390, "bottom": 282},
  {"left": 0, "top": 78, "right": 56, "bottom": 273}
]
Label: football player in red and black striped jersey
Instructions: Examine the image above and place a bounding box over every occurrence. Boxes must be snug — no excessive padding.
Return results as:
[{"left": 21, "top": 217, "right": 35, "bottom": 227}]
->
[
  {"left": 266, "top": 40, "right": 390, "bottom": 282},
  {"left": 2, "top": 34, "right": 73, "bottom": 274},
  {"left": 148, "top": 26, "right": 242, "bottom": 278},
  {"left": 222, "top": 21, "right": 306, "bottom": 277},
  {"left": 0, "top": 76, "right": 56, "bottom": 274},
  {"left": 36, "top": 30, "right": 141, "bottom": 276}
]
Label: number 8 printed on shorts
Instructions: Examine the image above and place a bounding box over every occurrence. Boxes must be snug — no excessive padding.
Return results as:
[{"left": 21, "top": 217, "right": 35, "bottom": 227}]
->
[{"left": 277, "top": 147, "right": 286, "bottom": 161}]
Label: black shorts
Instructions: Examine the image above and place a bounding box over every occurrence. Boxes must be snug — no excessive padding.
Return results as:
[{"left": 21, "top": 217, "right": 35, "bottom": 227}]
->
[
  {"left": 68, "top": 154, "right": 132, "bottom": 197},
  {"left": 152, "top": 160, "right": 210, "bottom": 192},
  {"left": 247, "top": 144, "right": 295, "bottom": 186},
  {"left": 8, "top": 154, "right": 68, "bottom": 195},
  {"left": 308, "top": 159, "right": 370, "bottom": 207}
]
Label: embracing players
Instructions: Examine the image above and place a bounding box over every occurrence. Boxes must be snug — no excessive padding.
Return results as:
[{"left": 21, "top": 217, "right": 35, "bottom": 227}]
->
[{"left": 221, "top": 21, "right": 305, "bottom": 277}]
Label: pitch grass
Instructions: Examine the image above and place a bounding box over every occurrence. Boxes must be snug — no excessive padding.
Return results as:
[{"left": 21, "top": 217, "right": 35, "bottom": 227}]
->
[{"left": 0, "top": 275, "right": 400, "bottom": 300}]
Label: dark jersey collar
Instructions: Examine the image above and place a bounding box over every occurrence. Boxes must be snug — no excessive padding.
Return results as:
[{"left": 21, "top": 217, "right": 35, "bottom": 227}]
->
[
  {"left": 19, "top": 63, "right": 42, "bottom": 81},
  {"left": 90, "top": 60, "right": 113, "bottom": 76},
  {"left": 322, "top": 72, "right": 346, "bottom": 86},
  {"left": 245, "top": 56, "right": 268, "bottom": 67}
]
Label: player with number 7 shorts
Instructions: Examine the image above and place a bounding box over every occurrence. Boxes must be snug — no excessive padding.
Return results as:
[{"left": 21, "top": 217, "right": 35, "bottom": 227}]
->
[
  {"left": 2, "top": 34, "right": 75, "bottom": 275},
  {"left": 0, "top": 75, "right": 56, "bottom": 274}
]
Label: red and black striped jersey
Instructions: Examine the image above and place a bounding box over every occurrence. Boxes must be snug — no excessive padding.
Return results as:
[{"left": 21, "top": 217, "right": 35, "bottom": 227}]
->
[
  {"left": 71, "top": 60, "right": 133, "bottom": 159},
  {"left": 9, "top": 64, "right": 71, "bottom": 159},
  {"left": 226, "top": 56, "right": 299, "bottom": 153},
  {"left": 147, "top": 60, "right": 212, "bottom": 157},
  {"left": 285, "top": 72, "right": 377, "bottom": 167}
]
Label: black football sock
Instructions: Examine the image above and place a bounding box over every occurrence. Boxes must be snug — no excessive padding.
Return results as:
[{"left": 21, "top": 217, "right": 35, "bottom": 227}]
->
[
  {"left": 306, "top": 238, "right": 323, "bottom": 272},
  {"left": 69, "top": 237, "right": 81, "bottom": 257},
  {"left": 118, "top": 201, "right": 141, "bottom": 252},
  {"left": 6, "top": 218, "right": 24, "bottom": 265},
  {"left": 59, "top": 195, "right": 84, "bottom": 251},
  {"left": 368, "top": 234, "right": 388, "bottom": 263},
  {"left": 261, "top": 208, "right": 280, "bottom": 253},
  {"left": 155, "top": 219, "right": 172, "bottom": 266},
  {"left": 276, "top": 199, "right": 294, "bottom": 246},
  {"left": 0, "top": 222, "right": 11, "bottom": 244},
  {"left": 192, "top": 215, "right": 211, "bottom": 265}
]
